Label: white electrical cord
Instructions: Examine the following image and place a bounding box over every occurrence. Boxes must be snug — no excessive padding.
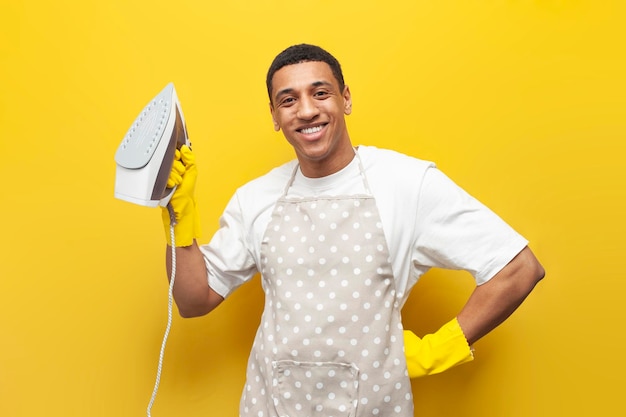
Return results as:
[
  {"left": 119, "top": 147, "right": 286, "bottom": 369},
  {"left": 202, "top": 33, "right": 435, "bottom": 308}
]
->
[{"left": 146, "top": 222, "right": 177, "bottom": 417}]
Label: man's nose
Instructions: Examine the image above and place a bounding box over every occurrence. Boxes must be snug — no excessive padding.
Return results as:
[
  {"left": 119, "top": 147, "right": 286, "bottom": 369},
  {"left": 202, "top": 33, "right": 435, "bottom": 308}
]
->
[{"left": 296, "top": 96, "right": 320, "bottom": 120}]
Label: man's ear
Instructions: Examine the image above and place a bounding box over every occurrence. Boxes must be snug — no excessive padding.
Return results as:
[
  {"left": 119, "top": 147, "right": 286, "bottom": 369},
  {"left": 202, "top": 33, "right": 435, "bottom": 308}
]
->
[
  {"left": 269, "top": 102, "right": 280, "bottom": 131},
  {"left": 343, "top": 86, "right": 352, "bottom": 115}
]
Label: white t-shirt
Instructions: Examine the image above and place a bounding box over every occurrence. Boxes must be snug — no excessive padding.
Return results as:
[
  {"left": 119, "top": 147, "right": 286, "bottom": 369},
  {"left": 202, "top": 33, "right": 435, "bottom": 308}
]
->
[{"left": 200, "top": 146, "right": 528, "bottom": 307}]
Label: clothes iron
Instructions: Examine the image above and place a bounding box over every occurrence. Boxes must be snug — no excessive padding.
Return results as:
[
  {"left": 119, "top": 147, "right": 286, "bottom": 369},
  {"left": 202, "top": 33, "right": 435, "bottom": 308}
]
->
[
  {"left": 114, "top": 83, "right": 189, "bottom": 207},
  {"left": 113, "top": 83, "right": 191, "bottom": 417}
]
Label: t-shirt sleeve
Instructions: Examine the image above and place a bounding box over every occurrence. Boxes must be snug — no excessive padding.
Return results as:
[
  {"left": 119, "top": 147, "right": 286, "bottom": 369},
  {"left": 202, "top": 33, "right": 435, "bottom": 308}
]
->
[
  {"left": 199, "top": 191, "right": 259, "bottom": 298},
  {"left": 413, "top": 167, "right": 528, "bottom": 285}
]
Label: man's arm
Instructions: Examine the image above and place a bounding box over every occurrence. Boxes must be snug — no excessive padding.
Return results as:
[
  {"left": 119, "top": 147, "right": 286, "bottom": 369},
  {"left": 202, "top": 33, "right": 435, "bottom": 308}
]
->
[
  {"left": 457, "top": 246, "right": 545, "bottom": 345},
  {"left": 160, "top": 145, "right": 224, "bottom": 318},
  {"left": 166, "top": 242, "right": 224, "bottom": 318}
]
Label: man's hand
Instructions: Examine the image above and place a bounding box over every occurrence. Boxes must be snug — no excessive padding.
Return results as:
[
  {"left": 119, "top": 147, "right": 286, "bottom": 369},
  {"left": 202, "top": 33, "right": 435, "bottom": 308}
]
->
[
  {"left": 404, "top": 318, "right": 474, "bottom": 378},
  {"left": 161, "top": 145, "right": 201, "bottom": 247}
]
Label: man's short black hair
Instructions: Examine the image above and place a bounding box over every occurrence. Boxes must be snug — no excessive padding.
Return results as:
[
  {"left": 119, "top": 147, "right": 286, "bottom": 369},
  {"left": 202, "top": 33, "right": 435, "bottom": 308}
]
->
[{"left": 266, "top": 44, "right": 345, "bottom": 102}]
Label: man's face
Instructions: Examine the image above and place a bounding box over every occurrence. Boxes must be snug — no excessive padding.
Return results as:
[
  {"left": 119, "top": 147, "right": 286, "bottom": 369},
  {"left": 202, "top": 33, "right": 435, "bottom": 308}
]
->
[{"left": 270, "top": 61, "right": 353, "bottom": 178}]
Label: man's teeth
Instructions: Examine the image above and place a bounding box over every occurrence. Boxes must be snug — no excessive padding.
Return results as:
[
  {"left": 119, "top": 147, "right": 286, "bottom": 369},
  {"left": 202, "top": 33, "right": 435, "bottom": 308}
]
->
[{"left": 300, "top": 126, "right": 323, "bottom": 134}]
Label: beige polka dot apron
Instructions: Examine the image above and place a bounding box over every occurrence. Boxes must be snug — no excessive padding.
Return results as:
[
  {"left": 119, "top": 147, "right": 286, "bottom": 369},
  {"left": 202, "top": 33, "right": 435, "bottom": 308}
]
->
[{"left": 240, "top": 153, "right": 413, "bottom": 417}]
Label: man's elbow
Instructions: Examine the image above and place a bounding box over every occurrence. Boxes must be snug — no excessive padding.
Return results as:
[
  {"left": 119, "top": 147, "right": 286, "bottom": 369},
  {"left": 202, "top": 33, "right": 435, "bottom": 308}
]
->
[
  {"left": 502, "top": 246, "right": 545, "bottom": 297},
  {"left": 528, "top": 250, "right": 546, "bottom": 285},
  {"left": 178, "top": 305, "right": 212, "bottom": 318},
  {"left": 179, "top": 311, "right": 205, "bottom": 319},
  {"left": 533, "top": 260, "right": 546, "bottom": 284},
  {"left": 176, "top": 290, "right": 224, "bottom": 318},
  {"left": 520, "top": 247, "right": 546, "bottom": 293}
]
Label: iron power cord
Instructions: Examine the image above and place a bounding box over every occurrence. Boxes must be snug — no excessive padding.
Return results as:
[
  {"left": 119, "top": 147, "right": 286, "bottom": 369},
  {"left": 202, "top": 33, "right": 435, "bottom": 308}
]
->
[{"left": 147, "top": 205, "right": 178, "bottom": 417}]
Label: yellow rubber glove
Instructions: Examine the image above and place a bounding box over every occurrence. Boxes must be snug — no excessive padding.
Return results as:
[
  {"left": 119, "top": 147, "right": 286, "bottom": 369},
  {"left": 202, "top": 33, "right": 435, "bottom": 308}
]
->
[
  {"left": 404, "top": 318, "right": 474, "bottom": 378},
  {"left": 161, "top": 145, "right": 201, "bottom": 247}
]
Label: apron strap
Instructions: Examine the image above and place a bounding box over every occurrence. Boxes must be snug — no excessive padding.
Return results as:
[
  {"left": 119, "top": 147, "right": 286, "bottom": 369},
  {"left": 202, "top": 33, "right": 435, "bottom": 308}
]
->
[{"left": 354, "top": 148, "right": 372, "bottom": 195}]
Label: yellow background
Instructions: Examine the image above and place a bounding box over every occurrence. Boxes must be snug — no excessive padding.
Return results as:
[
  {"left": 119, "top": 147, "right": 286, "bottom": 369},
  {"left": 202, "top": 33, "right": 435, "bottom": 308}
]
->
[{"left": 1, "top": 1, "right": 624, "bottom": 416}]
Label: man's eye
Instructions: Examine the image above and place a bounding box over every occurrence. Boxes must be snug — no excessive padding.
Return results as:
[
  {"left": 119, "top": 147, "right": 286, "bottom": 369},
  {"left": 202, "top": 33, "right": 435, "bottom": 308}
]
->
[
  {"left": 314, "top": 91, "right": 329, "bottom": 98},
  {"left": 280, "top": 97, "right": 295, "bottom": 106}
]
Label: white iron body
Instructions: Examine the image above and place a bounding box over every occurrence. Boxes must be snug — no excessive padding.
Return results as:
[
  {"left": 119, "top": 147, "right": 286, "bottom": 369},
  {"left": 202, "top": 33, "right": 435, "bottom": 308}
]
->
[{"left": 114, "top": 83, "right": 189, "bottom": 207}]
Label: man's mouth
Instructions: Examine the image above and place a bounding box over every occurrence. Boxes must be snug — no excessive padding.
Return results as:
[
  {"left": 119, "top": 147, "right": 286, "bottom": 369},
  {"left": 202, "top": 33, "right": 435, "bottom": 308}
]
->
[{"left": 298, "top": 125, "right": 324, "bottom": 134}]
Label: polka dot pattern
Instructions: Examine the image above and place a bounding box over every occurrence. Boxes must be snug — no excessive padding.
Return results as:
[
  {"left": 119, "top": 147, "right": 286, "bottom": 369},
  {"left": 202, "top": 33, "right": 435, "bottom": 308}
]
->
[{"left": 242, "top": 195, "right": 413, "bottom": 416}]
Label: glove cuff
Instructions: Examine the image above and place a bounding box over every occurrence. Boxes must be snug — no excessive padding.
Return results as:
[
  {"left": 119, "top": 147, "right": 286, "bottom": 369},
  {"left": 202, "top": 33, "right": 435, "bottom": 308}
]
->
[
  {"left": 439, "top": 317, "right": 474, "bottom": 357},
  {"left": 161, "top": 201, "right": 201, "bottom": 247},
  {"left": 404, "top": 317, "right": 474, "bottom": 378}
]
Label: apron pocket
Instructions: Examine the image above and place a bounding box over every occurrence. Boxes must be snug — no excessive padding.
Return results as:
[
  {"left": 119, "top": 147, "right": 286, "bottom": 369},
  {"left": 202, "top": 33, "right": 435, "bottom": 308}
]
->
[{"left": 271, "top": 360, "right": 360, "bottom": 417}]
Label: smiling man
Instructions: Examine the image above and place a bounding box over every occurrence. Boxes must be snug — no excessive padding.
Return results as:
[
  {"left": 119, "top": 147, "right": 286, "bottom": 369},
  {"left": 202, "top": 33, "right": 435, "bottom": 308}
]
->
[
  {"left": 162, "top": 44, "right": 545, "bottom": 417},
  {"left": 269, "top": 59, "right": 354, "bottom": 177}
]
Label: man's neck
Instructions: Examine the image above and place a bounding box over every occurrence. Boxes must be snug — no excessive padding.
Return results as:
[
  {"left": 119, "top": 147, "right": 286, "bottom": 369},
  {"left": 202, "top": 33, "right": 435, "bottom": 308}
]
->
[{"left": 298, "top": 141, "right": 356, "bottom": 179}]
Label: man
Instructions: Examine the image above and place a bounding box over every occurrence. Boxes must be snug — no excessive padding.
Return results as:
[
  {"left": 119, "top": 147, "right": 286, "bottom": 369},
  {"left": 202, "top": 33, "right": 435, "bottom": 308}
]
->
[{"left": 162, "top": 44, "right": 545, "bottom": 416}]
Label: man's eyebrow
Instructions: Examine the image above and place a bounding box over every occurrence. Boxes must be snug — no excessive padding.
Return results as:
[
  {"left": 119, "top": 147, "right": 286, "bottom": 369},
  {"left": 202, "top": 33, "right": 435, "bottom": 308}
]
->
[
  {"left": 312, "top": 80, "right": 333, "bottom": 88},
  {"left": 274, "top": 87, "right": 295, "bottom": 101}
]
